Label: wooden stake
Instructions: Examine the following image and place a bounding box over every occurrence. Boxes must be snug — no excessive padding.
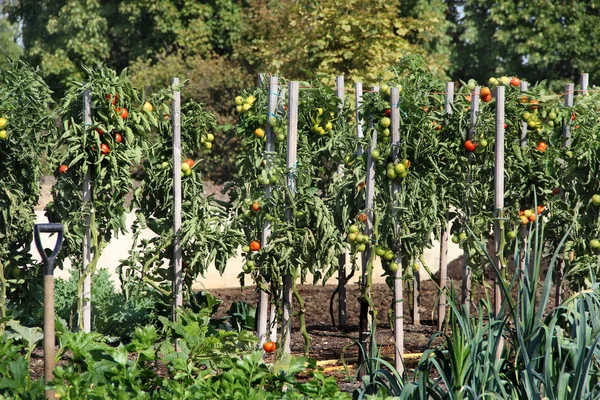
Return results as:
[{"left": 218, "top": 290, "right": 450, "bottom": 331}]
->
[
  {"left": 171, "top": 78, "right": 183, "bottom": 322},
  {"left": 462, "top": 86, "right": 480, "bottom": 310},
  {"left": 282, "top": 81, "right": 299, "bottom": 355},
  {"left": 391, "top": 87, "right": 404, "bottom": 374},
  {"left": 335, "top": 76, "right": 348, "bottom": 329},
  {"left": 494, "top": 85, "right": 505, "bottom": 317},
  {"left": 519, "top": 81, "right": 528, "bottom": 280},
  {"left": 358, "top": 86, "right": 378, "bottom": 376},
  {"left": 257, "top": 76, "right": 279, "bottom": 346},
  {"left": 82, "top": 88, "right": 92, "bottom": 333},
  {"left": 557, "top": 83, "right": 574, "bottom": 306},
  {"left": 438, "top": 82, "right": 454, "bottom": 330}
]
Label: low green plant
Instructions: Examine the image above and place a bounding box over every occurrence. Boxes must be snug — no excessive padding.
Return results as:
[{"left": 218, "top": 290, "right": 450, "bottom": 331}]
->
[{"left": 53, "top": 268, "right": 158, "bottom": 340}]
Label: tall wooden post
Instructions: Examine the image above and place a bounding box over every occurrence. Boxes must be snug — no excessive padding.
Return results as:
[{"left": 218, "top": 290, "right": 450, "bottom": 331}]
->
[
  {"left": 390, "top": 87, "right": 404, "bottom": 374},
  {"left": 281, "top": 81, "right": 299, "bottom": 355},
  {"left": 171, "top": 78, "right": 183, "bottom": 321},
  {"left": 358, "top": 86, "right": 379, "bottom": 375},
  {"left": 494, "top": 86, "right": 505, "bottom": 316},
  {"left": 257, "top": 76, "right": 279, "bottom": 346},
  {"left": 336, "top": 76, "right": 348, "bottom": 328},
  {"left": 519, "top": 81, "right": 528, "bottom": 279},
  {"left": 438, "top": 82, "right": 454, "bottom": 330},
  {"left": 557, "top": 83, "right": 574, "bottom": 306},
  {"left": 82, "top": 88, "right": 92, "bottom": 333},
  {"left": 462, "top": 86, "right": 480, "bottom": 310}
]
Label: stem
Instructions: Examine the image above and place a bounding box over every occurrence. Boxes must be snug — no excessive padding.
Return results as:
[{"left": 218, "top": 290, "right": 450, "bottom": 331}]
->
[
  {"left": 0, "top": 256, "right": 6, "bottom": 334},
  {"left": 292, "top": 281, "right": 310, "bottom": 356},
  {"left": 77, "top": 210, "right": 105, "bottom": 331}
]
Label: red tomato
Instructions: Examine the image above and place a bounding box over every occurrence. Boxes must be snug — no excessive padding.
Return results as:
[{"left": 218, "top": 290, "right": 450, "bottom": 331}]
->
[
  {"left": 249, "top": 241, "right": 261, "bottom": 251},
  {"left": 263, "top": 341, "right": 276, "bottom": 353},
  {"left": 185, "top": 158, "right": 195, "bottom": 168},
  {"left": 464, "top": 140, "right": 477, "bottom": 152},
  {"left": 510, "top": 77, "right": 521, "bottom": 87},
  {"left": 251, "top": 202, "right": 261, "bottom": 213},
  {"left": 115, "top": 107, "right": 129, "bottom": 119},
  {"left": 100, "top": 143, "right": 109, "bottom": 154},
  {"left": 115, "top": 133, "right": 122, "bottom": 143},
  {"left": 96, "top": 128, "right": 104, "bottom": 135},
  {"left": 357, "top": 213, "right": 367, "bottom": 223},
  {"left": 384, "top": 109, "right": 391, "bottom": 117},
  {"left": 536, "top": 142, "right": 547, "bottom": 152},
  {"left": 59, "top": 164, "right": 68, "bottom": 173},
  {"left": 106, "top": 93, "right": 119, "bottom": 105}
]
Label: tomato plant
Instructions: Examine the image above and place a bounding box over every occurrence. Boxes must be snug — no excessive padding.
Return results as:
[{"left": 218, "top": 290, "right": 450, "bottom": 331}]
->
[
  {"left": 46, "top": 66, "right": 157, "bottom": 330},
  {"left": 121, "top": 85, "right": 241, "bottom": 310},
  {"left": 0, "top": 60, "right": 55, "bottom": 328}
]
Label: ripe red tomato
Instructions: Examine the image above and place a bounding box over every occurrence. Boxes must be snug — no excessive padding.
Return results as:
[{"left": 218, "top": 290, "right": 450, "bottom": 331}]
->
[
  {"left": 384, "top": 109, "right": 391, "bottom": 117},
  {"left": 536, "top": 142, "right": 547, "bottom": 152},
  {"left": 251, "top": 202, "right": 261, "bottom": 213},
  {"left": 96, "top": 128, "right": 104, "bottom": 135},
  {"left": 537, "top": 205, "right": 546, "bottom": 214},
  {"left": 185, "top": 158, "right": 195, "bottom": 168},
  {"left": 106, "top": 93, "right": 119, "bottom": 105},
  {"left": 529, "top": 99, "right": 539, "bottom": 110},
  {"left": 480, "top": 87, "right": 491, "bottom": 97},
  {"left": 100, "top": 143, "right": 109, "bottom": 154},
  {"left": 59, "top": 164, "right": 68, "bottom": 173},
  {"left": 115, "top": 107, "right": 129, "bottom": 119},
  {"left": 249, "top": 241, "right": 261, "bottom": 251},
  {"left": 357, "top": 213, "right": 367, "bottom": 223},
  {"left": 464, "top": 140, "right": 477, "bottom": 152},
  {"left": 115, "top": 133, "right": 122, "bottom": 143},
  {"left": 263, "top": 341, "right": 276, "bottom": 353},
  {"left": 510, "top": 77, "right": 521, "bottom": 87}
]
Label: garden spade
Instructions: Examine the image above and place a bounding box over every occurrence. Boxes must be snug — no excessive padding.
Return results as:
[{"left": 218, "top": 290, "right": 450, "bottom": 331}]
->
[{"left": 34, "top": 223, "right": 64, "bottom": 400}]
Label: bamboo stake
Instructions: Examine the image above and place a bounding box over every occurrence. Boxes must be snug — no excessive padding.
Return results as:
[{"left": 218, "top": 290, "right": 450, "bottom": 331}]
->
[
  {"left": 171, "top": 78, "right": 183, "bottom": 322},
  {"left": 438, "top": 82, "right": 453, "bottom": 330},
  {"left": 82, "top": 88, "right": 92, "bottom": 333},
  {"left": 282, "top": 82, "right": 299, "bottom": 355},
  {"left": 557, "top": 83, "right": 574, "bottom": 306},
  {"left": 358, "top": 86, "right": 378, "bottom": 376},
  {"left": 391, "top": 87, "right": 404, "bottom": 374},
  {"left": 462, "top": 86, "right": 480, "bottom": 311},
  {"left": 258, "top": 76, "right": 279, "bottom": 346},
  {"left": 336, "top": 75, "right": 348, "bottom": 329},
  {"left": 494, "top": 85, "right": 506, "bottom": 324},
  {"left": 519, "top": 81, "right": 528, "bottom": 280}
]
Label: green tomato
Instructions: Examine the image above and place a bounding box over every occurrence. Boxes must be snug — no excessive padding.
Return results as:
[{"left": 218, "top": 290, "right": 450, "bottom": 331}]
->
[
  {"left": 383, "top": 250, "right": 394, "bottom": 261},
  {"left": 356, "top": 243, "right": 367, "bottom": 252},
  {"left": 349, "top": 224, "right": 359, "bottom": 233},
  {"left": 386, "top": 168, "right": 397, "bottom": 180},
  {"left": 379, "top": 117, "right": 391, "bottom": 128},
  {"left": 507, "top": 231, "right": 517, "bottom": 240},
  {"left": 242, "top": 245, "right": 250, "bottom": 252},
  {"left": 592, "top": 194, "right": 600, "bottom": 206},
  {"left": 458, "top": 232, "right": 467, "bottom": 241},
  {"left": 389, "top": 262, "right": 400, "bottom": 272},
  {"left": 451, "top": 235, "right": 459, "bottom": 244},
  {"left": 590, "top": 239, "right": 600, "bottom": 250}
]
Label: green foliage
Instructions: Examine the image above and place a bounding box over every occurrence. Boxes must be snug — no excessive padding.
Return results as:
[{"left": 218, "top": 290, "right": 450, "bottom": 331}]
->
[
  {"left": 448, "top": 1, "right": 600, "bottom": 90},
  {"left": 121, "top": 83, "right": 242, "bottom": 305},
  {"left": 0, "top": 59, "right": 54, "bottom": 324},
  {"left": 45, "top": 65, "right": 157, "bottom": 330},
  {"left": 0, "top": 16, "right": 22, "bottom": 67},
  {"left": 53, "top": 268, "right": 158, "bottom": 340}
]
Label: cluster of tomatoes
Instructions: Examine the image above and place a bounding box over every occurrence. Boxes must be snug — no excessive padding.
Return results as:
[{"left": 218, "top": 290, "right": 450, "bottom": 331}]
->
[
  {"left": 179, "top": 158, "right": 196, "bottom": 177},
  {"left": 518, "top": 205, "right": 546, "bottom": 226},
  {"left": 0, "top": 116, "right": 8, "bottom": 140},
  {"left": 310, "top": 108, "right": 334, "bottom": 136},
  {"left": 242, "top": 240, "right": 261, "bottom": 273},
  {"left": 235, "top": 95, "right": 256, "bottom": 115},
  {"left": 385, "top": 158, "right": 411, "bottom": 180}
]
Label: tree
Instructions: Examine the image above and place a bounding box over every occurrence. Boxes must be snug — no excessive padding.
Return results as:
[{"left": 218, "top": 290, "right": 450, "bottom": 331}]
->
[
  {"left": 448, "top": 0, "right": 600, "bottom": 90},
  {"left": 236, "top": 0, "right": 451, "bottom": 85},
  {"left": 0, "top": 14, "right": 22, "bottom": 67}
]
